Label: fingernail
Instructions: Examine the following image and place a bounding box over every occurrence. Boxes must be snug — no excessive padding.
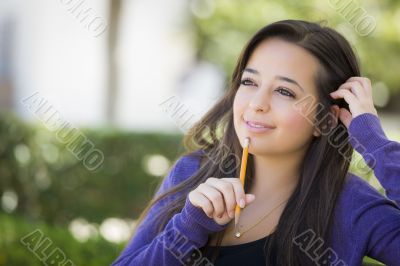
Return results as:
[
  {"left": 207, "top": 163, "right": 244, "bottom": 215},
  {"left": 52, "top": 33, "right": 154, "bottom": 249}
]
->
[{"left": 240, "top": 199, "right": 245, "bottom": 208}]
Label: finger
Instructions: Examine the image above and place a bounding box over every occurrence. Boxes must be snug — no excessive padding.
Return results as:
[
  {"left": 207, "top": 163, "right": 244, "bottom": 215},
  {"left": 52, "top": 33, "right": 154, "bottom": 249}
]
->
[
  {"left": 245, "top": 194, "right": 256, "bottom": 204},
  {"left": 188, "top": 191, "right": 214, "bottom": 218},
  {"left": 347, "top": 77, "right": 371, "bottom": 96},
  {"left": 336, "top": 81, "right": 366, "bottom": 99},
  {"left": 347, "top": 77, "right": 372, "bottom": 96},
  {"left": 330, "top": 89, "right": 358, "bottom": 107},
  {"left": 205, "top": 178, "right": 236, "bottom": 218},
  {"left": 222, "top": 178, "right": 246, "bottom": 208},
  {"left": 197, "top": 183, "right": 225, "bottom": 217}
]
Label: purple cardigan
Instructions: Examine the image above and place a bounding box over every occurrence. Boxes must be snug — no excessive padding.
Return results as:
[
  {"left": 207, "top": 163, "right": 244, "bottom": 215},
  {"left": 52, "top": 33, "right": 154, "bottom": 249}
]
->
[{"left": 112, "top": 113, "right": 400, "bottom": 266}]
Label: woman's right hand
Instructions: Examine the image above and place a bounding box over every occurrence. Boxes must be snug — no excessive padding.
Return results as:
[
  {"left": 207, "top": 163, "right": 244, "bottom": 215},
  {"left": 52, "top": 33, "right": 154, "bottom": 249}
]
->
[{"left": 188, "top": 177, "right": 256, "bottom": 225}]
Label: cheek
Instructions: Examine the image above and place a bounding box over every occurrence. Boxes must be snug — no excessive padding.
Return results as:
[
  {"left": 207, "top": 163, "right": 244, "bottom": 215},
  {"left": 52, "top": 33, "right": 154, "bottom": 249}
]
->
[
  {"left": 233, "top": 91, "right": 247, "bottom": 119},
  {"left": 271, "top": 98, "right": 315, "bottom": 132},
  {"left": 233, "top": 94, "right": 242, "bottom": 130},
  {"left": 279, "top": 109, "right": 314, "bottom": 136},
  {"left": 233, "top": 91, "right": 250, "bottom": 139}
]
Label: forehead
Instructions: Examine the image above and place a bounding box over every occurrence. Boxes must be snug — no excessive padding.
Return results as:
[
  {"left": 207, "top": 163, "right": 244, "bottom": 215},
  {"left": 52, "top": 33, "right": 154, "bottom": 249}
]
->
[{"left": 245, "top": 38, "right": 319, "bottom": 93}]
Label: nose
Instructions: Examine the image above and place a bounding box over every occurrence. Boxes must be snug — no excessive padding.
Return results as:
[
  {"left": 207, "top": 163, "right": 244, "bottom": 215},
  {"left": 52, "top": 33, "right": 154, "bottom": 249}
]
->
[
  {"left": 249, "top": 101, "right": 265, "bottom": 112},
  {"left": 248, "top": 89, "right": 271, "bottom": 112}
]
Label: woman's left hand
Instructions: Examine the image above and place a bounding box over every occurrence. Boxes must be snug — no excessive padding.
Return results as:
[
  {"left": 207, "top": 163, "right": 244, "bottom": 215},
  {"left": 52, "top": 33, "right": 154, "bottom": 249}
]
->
[{"left": 330, "top": 77, "right": 378, "bottom": 128}]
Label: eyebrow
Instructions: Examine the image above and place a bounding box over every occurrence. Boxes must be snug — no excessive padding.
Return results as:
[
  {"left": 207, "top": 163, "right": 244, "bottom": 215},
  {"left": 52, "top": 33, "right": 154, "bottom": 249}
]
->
[{"left": 243, "top": 67, "right": 305, "bottom": 92}]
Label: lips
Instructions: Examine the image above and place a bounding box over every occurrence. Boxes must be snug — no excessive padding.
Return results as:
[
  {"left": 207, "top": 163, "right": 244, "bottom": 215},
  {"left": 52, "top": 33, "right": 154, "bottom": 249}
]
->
[
  {"left": 243, "top": 117, "right": 275, "bottom": 133},
  {"left": 244, "top": 118, "right": 275, "bottom": 129}
]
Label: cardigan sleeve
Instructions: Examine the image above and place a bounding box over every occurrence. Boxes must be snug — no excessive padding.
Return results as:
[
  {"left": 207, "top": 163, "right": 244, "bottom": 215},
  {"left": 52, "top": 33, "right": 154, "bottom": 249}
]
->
[
  {"left": 111, "top": 154, "right": 228, "bottom": 266},
  {"left": 347, "top": 113, "right": 400, "bottom": 264},
  {"left": 348, "top": 113, "right": 400, "bottom": 206}
]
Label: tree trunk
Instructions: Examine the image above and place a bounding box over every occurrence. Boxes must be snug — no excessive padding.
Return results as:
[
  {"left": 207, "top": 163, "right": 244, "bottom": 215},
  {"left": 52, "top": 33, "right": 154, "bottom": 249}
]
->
[{"left": 106, "top": 0, "right": 122, "bottom": 124}]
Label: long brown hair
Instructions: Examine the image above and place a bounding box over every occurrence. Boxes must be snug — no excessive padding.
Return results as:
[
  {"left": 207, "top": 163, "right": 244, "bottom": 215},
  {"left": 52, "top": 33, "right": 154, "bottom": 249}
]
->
[{"left": 131, "top": 19, "right": 359, "bottom": 265}]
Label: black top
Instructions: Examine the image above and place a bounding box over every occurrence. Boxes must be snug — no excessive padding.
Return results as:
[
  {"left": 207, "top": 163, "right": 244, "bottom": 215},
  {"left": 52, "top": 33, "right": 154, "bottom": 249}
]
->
[{"left": 202, "top": 234, "right": 275, "bottom": 266}]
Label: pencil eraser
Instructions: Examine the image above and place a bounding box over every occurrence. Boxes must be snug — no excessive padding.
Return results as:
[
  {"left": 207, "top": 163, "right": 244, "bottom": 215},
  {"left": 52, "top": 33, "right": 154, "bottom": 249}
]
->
[{"left": 244, "top": 137, "right": 250, "bottom": 147}]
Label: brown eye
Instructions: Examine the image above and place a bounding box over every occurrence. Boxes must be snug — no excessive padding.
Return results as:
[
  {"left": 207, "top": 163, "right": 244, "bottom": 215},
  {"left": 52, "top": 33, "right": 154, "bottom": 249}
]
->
[
  {"left": 276, "top": 87, "right": 295, "bottom": 98},
  {"left": 240, "top": 78, "right": 256, "bottom": 86}
]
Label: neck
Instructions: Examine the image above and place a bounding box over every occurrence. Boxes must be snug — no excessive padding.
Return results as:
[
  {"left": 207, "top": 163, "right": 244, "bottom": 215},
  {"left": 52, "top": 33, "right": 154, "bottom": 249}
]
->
[{"left": 248, "top": 150, "right": 305, "bottom": 202}]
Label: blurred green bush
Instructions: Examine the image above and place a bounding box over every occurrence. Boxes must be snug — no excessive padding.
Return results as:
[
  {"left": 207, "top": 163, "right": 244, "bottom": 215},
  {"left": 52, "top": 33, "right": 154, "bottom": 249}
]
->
[
  {"left": 0, "top": 113, "right": 183, "bottom": 225},
  {"left": 0, "top": 113, "right": 186, "bottom": 264},
  {"left": 0, "top": 213, "right": 123, "bottom": 265}
]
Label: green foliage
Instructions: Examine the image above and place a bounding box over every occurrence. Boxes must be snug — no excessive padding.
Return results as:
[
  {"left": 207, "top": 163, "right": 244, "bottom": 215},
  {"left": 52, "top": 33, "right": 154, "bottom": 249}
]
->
[
  {"left": 0, "top": 213, "right": 123, "bottom": 266},
  {"left": 191, "top": 0, "right": 400, "bottom": 101},
  {"left": 0, "top": 113, "right": 184, "bottom": 225},
  {"left": 363, "top": 256, "right": 385, "bottom": 265}
]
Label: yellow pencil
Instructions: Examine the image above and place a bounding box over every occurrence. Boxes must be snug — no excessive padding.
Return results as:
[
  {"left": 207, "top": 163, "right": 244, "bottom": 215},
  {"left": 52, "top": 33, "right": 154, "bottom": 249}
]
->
[{"left": 234, "top": 137, "right": 250, "bottom": 229}]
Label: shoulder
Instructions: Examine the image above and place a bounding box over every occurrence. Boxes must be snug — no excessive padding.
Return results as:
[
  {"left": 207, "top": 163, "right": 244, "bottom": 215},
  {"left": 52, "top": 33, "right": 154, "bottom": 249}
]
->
[
  {"left": 341, "top": 172, "right": 380, "bottom": 197},
  {"left": 334, "top": 172, "right": 400, "bottom": 255},
  {"left": 336, "top": 172, "right": 400, "bottom": 231},
  {"left": 169, "top": 149, "right": 204, "bottom": 186},
  {"left": 153, "top": 149, "right": 204, "bottom": 199},
  {"left": 339, "top": 172, "right": 397, "bottom": 209}
]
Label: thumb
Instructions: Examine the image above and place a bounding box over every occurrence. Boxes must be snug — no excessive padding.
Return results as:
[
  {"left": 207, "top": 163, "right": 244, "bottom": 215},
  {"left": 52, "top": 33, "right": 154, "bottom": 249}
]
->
[
  {"left": 245, "top": 194, "right": 256, "bottom": 204},
  {"left": 339, "top": 108, "right": 352, "bottom": 129}
]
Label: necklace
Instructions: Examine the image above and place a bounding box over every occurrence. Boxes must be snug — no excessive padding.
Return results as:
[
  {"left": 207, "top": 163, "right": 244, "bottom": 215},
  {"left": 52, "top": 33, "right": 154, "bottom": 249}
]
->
[{"left": 234, "top": 198, "right": 288, "bottom": 238}]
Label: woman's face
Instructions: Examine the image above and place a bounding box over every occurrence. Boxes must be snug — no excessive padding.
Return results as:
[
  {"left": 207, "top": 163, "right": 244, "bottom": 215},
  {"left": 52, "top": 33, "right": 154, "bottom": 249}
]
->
[{"left": 233, "top": 38, "right": 321, "bottom": 156}]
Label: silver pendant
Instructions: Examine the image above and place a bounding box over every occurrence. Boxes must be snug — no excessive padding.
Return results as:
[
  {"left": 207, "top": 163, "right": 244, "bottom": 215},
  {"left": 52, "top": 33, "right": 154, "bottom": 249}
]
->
[{"left": 235, "top": 232, "right": 241, "bottom": 238}]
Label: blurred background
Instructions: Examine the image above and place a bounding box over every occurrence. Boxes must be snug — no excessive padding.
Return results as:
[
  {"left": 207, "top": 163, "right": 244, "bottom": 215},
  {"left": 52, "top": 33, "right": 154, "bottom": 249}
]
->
[{"left": 0, "top": 0, "right": 399, "bottom": 265}]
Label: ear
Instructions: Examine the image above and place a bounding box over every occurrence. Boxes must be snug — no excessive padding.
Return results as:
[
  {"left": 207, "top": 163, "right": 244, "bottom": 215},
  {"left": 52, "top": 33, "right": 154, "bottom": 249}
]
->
[
  {"left": 330, "top": 105, "right": 340, "bottom": 128},
  {"left": 312, "top": 105, "right": 340, "bottom": 137}
]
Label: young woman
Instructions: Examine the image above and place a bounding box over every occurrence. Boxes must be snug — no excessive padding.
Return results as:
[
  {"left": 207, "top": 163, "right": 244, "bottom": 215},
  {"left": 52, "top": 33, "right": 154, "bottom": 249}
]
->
[{"left": 112, "top": 20, "right": 400, "bottom": 266}]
